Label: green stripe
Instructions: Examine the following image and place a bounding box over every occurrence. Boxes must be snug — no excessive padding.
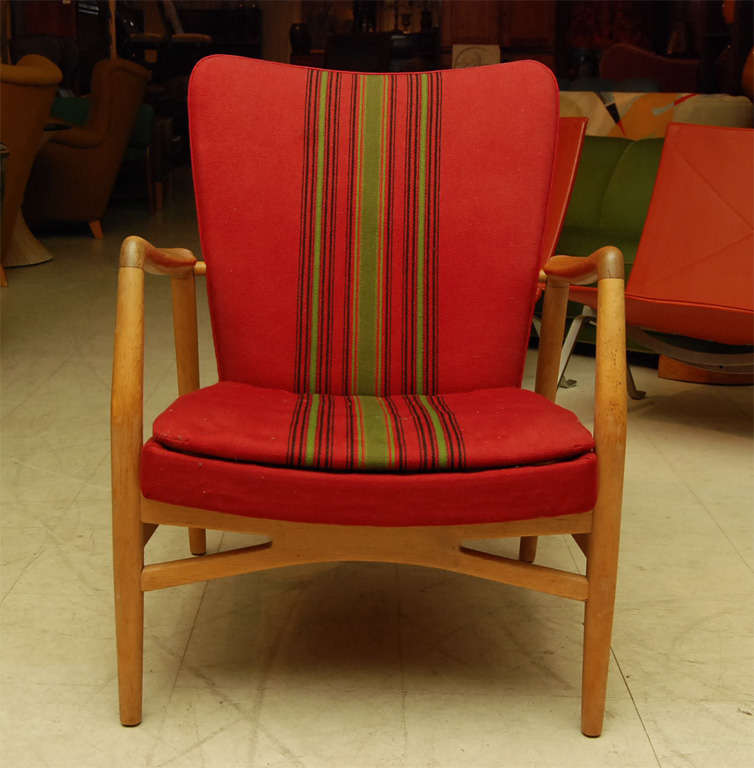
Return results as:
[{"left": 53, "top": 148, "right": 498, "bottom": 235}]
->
[
  {"left": 308, "top": 71, "right": 329, "bottom": 392},
  {"left": 303, "top": 394, "right": 321, "bottom": 466},
  {"left": 415, "top": 75, "right": 429, "bottom": 392},
  {"left": 350, "top": 79, "right": 364, "bottom": 391},
  {"left": 374, "top": 80, "right": 390, "bottom": 395},
  {"left": 357, "top": 395, "right": 391, "bottom": 470},
  {"left": 356, "top": 75, "right": 386, "bottom": 393},
  {"left": 418, "top": 394, "right": 448, "bottom": 468}
]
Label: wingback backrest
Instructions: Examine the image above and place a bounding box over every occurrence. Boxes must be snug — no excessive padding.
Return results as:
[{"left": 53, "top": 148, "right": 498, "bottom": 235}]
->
[
  {"left": 626, "top": 124, "right": 754, "bottom": 321},
  {"left": 189, "top": 57, "right": 558, "bottom": 395},
  {"left": 86, "top": 59, "right": 147, "bottom": 141},
  {"left": 0, "top": 55, "right": 61, "bottom": 259}
]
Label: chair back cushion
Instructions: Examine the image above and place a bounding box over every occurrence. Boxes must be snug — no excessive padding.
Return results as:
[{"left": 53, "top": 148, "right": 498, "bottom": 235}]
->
[
  {"left": 540, "top": 116, "right": 587, "bottom": 264},
  {"left": 189, "top": 56, "right": 558, "bottom": 394},
  {"left": 626, "top": 123, "right": 754, "bottom": 344},
  {"left": 600, "top": 138, "right": 663, "bottom": 234}
]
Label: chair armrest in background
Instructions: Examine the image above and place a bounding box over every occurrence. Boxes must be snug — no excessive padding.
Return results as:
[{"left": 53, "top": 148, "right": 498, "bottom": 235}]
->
[
  {"left": 50, "top": 125, "right": 105, "bottom": 149},
  {"left": 542, "top": 247, "right": 624, "bottom": 286}
]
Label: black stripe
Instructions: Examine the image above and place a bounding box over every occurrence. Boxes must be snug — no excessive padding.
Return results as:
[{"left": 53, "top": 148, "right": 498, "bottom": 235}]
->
[
  {"left": 383, "top": 77, "right": 397, "bottom": 395},
  {"left": 384, "top": 395, "right": 406, "bottom": 470},
  {"left": 294, "top": 70, "right": 315, "bottom": 393},
  {"left": 436, "top": 394, "right": 465, "bottom": 469},
  {"left": 291, "top": 393, "right": 312, "bottom": 465},
  {"left": 344, "top": 394, "right": 355, "bottom": 469},
  {"left": 342, "top": 75, "right": 359, "bottom": 393},
  {"left": 403, "top": 393, "right": 433, "bottom": 470},
  {"left": 431, "top": 73, "right": 442, "bottom": 393}
]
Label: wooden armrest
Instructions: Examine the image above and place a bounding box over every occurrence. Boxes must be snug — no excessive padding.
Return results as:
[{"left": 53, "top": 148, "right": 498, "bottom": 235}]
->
[
  {"left": 542, "top": 246, "right": 624, "bottom": 286},
  {"left": 171, "top": 33, "right": 213, "bottom": 45},
  {"left": 50, "top": 125, "right": 104, "bottom": 148},
  {"left": 120, "top": 235, "right": 197, "bottom": 277}
]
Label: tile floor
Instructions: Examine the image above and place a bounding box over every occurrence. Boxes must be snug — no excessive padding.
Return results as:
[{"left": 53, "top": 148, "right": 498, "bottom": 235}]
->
[{"left": 2, "top": 177, "right": 752, "bottom": 767}]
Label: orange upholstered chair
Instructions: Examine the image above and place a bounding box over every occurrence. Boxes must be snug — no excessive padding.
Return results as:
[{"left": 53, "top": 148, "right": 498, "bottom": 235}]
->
[
  {"left": 564, "top": 123, "right": 753, "bottom": 380},
  {"left": 111, "top": 58, "right": 627, "bottom": 735},
  {"left": 0, "top": 55, "right": 62, "bottom": 286},
  {"left": 23, "top": 58, "right": 148, "bottom": 239}
]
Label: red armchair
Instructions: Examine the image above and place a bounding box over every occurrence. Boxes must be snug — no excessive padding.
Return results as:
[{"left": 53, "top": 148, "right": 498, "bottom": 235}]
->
[{"left": 111, "top": 57, "right": 627, "bottom": 736}]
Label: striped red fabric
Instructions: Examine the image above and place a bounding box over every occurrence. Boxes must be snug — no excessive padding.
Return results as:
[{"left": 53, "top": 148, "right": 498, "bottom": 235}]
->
[
  {"left": 295, "top": 70, "right": 443, "bottom": 398},
  {"left": 189, "top": 57, "right": 559, "bottom": 396},
  {"left": 152, "top": 382, "right": 594, "bottom": 473}
]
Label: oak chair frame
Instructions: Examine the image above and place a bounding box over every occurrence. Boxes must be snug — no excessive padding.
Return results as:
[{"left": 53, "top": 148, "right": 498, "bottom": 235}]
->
[{"left": 111, "top": 235, "right": 627, "bottom": 736}]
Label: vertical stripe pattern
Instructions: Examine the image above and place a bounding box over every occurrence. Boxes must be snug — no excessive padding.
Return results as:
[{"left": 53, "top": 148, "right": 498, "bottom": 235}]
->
[
  {"left": 290, "top": 70, "right": 463, "bottom": 471},
  {"left": 286, "top": 392, "right": 465, "bottom": 471}
]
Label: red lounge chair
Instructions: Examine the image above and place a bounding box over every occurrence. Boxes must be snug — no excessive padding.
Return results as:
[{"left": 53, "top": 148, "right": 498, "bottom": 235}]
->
[
  {"left": 111, "top": 57, "right": 627, "bottom": 736},
  {"left": 562, "top": 123, "right": 754, "bottom": 387}
]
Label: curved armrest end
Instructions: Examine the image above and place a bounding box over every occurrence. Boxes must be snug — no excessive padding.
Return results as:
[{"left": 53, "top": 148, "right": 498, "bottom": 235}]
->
[
  {"left": 51, "top": 126, "right": 104, "bottom": 148},
  {"left": 120, "top": 235, "right": 197, "bottom": 277},
  {"left": 543, "top": 246, "right": 624, "bottom": 286}
]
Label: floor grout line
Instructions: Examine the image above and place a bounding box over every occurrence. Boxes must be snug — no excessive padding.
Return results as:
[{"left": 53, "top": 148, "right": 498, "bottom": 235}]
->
[{"left": 611, "top": 647, "right": 663, "bottom": 768}]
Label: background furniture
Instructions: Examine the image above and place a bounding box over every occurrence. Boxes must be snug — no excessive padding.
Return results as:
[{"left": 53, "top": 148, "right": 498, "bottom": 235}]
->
[
  {"left": 51, "top": 96, "right": 173, "bottom": 213},
  {"left": 23, "top": 57, "right": 148, "bottom": 238},
  {"left": 0, "top": 53, "right": 61, "bottom": 285},
  {"left": 565, "top": 123, "right": 753, "bottom": 382},
  {"left": 559, "top": 89, "right": 753, "bottom": 139},
  {"left": 557, "top": 135, "right": 663, "bottom": 285},
  {"left": 111, "top": 56, "right": 628, "bottom": 738},
  {"left": 541, "top": 116, "right": 588, "bottom": 267},
  {"left": 599, "top": 42, "right": 700, "bottom": 91}
]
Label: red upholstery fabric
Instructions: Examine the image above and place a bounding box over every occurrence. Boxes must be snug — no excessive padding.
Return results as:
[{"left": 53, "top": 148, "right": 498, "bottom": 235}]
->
[
  {"left": 151, "top": 382, "right": 595, "bottom": 472},
  {"left": 188, "top": 57, "right": 559, "bottom": 394},
  {"left": 141, "top": 439, "right": 596, "bottom": 526},
  {"left": 624, "top": 123, "right": 753, "bottom": 346},
  {"left": 570, "top": 287, "right": 754, "bottom": 345},
  {"left": 143, "top": 59, "right": 598, "bottom": 528},
  {"left": 541, "top": 117, "right": 588, "bottom": 268}
]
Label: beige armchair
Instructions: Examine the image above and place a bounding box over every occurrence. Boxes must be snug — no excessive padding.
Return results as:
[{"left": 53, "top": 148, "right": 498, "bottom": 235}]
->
[
  {"left": 0, "top": 55, "right": 62, "bottom": 286},
  {"left": 23, "top": 58, "right": 148, "bottom": 239}
]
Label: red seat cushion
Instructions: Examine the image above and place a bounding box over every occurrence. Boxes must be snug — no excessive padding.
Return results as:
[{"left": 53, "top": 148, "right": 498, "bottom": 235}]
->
[{"left": 141, "top": 383, "right": 597, "bottom": 526}]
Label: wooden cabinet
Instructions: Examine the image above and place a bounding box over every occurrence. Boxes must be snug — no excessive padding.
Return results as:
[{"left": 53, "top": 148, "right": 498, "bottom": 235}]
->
[{"left": 440, "top": 0, "right": 558, "bottom": 73}]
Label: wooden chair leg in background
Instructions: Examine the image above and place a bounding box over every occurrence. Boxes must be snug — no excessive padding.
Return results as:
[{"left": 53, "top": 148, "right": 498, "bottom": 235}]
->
[
  {"left": 518, "top": 536, "right": 538, "bottom": 563},
  {"left": 89, "top": 220, "right": 104, "bottom": 239},
  {"left": 189, "top": 527, "right": 207, "bottom": 555},
  {"left": 521, "top": 276, "right": 571, "bottom": 566},
  {"left": 0, "top": 263, "right": 7, "bottom": 287},
  {"left": 171, "top": 273, "right": 205, "bottom": 557}
]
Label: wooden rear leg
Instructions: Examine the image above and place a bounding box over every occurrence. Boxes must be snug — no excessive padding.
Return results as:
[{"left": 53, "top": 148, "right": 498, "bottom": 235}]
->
[
  {"left": 518, "top": 536, "right": 538, "bottom": 563},
  {"left": 189, "top": 527, "right": 206, "bottom": 555}
]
